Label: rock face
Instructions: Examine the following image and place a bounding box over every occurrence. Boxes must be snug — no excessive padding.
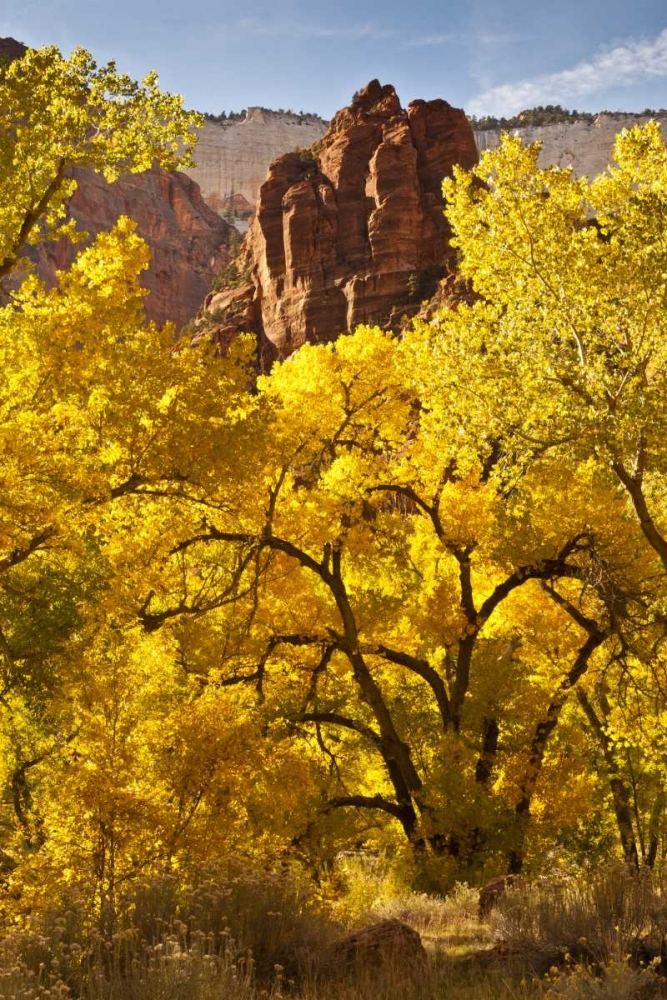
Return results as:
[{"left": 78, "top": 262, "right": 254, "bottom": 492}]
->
[
  {"left": 325, "top": 919, "right": 428, "bottom": 977},
  {"left": 204, "top": 80, "right": 478, "bottom": 361},
  {"left": 35, "top": 166, "right": 233, "bottom": 329},
  {"left": 184, "top": 110, "right": 328, "bottom": 223},
  {"left": 0, "top": 36, "right": 26, "bottom": 62},
  {"left": 474, "top": 113, "right": 667, "bottom": 177}
]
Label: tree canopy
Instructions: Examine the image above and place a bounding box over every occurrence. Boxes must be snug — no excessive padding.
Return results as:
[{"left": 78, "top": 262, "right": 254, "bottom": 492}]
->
[{"left": 2, "top": 44, "right": 667, "bottom": 927}]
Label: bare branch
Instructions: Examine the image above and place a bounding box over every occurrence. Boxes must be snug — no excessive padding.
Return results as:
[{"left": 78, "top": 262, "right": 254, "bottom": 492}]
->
[{"left": 290, "top": 711, "right": 381, "bottom": 746}]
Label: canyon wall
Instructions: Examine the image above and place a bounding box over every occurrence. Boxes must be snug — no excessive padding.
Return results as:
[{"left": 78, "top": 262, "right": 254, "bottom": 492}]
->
[
  {"left": 473, "top": 113, "right": 667, "bottom": 176},
  {"left": 191, "top": 108, "right": 667, "bottom": 230},
  {"left": 183, "top": 111, "right": 329, "bottom": 224},
  {"left": 2, "top": 37, "right": 234, "bottom": 329},
  {"left": 35, "top": 166, "right": 233, "bottom": 330}
]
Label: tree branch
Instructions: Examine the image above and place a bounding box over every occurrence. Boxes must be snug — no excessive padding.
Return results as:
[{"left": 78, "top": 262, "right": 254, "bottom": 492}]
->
[
  {"left": 367, "top": 643, "right": 451, "bottom": 726},
  {"left": 290, "top": 711, "right": 382, "bottom": 746},
  {"left": 611, "top": 459, "right": 667, "bottom": 572},
  {"left": 0, "top": 528, "right": 55, "bottom": 574},
  {"left": 0, "top": 159, "right": 67, "bottom": 279},
  {"left": 324, "top": 794, "right": 409, "bottom": 821},
  {"left": 478, "top": 535, "right": 590, "bottom": 624}
]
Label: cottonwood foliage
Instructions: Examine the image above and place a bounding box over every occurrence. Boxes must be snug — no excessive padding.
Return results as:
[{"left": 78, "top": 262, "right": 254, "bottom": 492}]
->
[{"left": 2, "top": 45, "right": 667, "bottom": 927}]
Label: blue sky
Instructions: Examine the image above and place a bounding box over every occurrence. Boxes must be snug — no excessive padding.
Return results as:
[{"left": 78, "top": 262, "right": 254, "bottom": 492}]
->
[{"left": 2, "top": 0, "right": 667, "bottom": 119}]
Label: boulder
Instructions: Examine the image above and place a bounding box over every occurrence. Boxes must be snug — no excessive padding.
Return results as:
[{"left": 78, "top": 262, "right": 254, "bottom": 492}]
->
[{"left": 324, "top": 918, "right": 428, "bottom": 977}]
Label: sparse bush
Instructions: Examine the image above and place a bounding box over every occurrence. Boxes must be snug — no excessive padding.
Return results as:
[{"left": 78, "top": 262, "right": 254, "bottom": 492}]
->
[
  {"left": 491, "top": 864, "right": 666, "bottom": 968},
  {"left": 0, "top": 866, "right": 340, "bottom": 996},
  {"left": 294, "top": 145, "right": 318, "bottom": 163},
  {"left": 374, "top": 882, "right": 479, "bottom": 935},
  {"left": 212, "top": 257, "right": 251, "bottom": 292},
  {"left": 329, "top": 852, "right": 479, "bottom": 940},
  {"left": 545, "top": 959, "right": 658, "bottom": 1000},
  {"left": 208, "top": 307, "right": 228, "bottom": 324},
  {"left": 407, "top": 271, "right": 421, "bottom": 301},
  {"left": 330, "top": 852, "right": 404, "bottom": 924}
]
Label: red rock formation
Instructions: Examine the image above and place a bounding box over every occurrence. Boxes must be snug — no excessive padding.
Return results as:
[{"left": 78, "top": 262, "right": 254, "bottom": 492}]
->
[
  {"left": 0, "top": 37, "right": 27, "bottom": 62},
  {"left": 3, "top": 37, "right": 233, "bottom": 329},
  {"left": 206, "top": 81, "right": 478, "bottom": 360},
  {"left": 35, "top": 166, "right": 233, "bottom": 329}
]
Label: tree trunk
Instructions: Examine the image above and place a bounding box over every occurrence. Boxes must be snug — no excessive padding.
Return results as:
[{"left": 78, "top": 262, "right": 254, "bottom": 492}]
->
[{"left": 576, "top": 689, "right": 639, "bottom": 869}]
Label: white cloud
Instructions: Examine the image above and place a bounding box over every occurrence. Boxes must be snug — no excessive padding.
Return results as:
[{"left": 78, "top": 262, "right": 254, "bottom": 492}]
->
[
  {"left": 238, "top": 18, "right": 395, "bottom": 41},
  {"left": 469, "top": 27, "right": 667, "bottom": 117},
  {"left": 404, "top": 33, "right": 455, "bottom": 48},
  {"left": 238, "top": 18, "right": 455, "bottom": 47}
]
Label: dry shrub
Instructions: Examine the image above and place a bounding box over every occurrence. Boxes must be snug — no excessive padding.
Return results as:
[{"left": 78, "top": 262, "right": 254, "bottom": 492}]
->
[
  {"left": 177, "top": 864, "right": 341, "bottom": 980},
  {"left": 330, "top": 851, "right": 477, "bottom": 934},
  {"left": 0, "top": 922, "right": 257, "bottom": 1000},
  {"left": 0, "top": 865, "right": 340, "bottom": 997},
  {"left": 300, "top": 944, "right": 543, "bottom": 1000},
  {"left": 544, "top": 959, "right": 659, "bottom": 1000},
  {"left": 330, "top": 852, "right": 398, "bottom": 924},
  {"left": 126, "top": 864, "right": 342, "bottom": 982},
  {"left": 491, "top": 864, "right": 667, "bottom": 968},
  {"left": 374, "top": 882, "right": 479, "bottom": 935}
]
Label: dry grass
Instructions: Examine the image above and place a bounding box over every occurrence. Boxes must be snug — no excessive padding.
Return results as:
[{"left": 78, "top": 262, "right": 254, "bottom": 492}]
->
[
  {"left": 491, "top": 864, "right": 667, "bottom": 968},
  {"left": 4, "top": 863, "right": 667, "bottom": 999},
  {"left": 0, "top": 924, "right": 258, "bottom": 1000},
  {"left": 0, "top": 866, "right": 336, "bottom": 999}
]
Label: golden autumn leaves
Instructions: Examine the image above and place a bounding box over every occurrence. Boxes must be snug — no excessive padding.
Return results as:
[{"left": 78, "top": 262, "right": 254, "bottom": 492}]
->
[{"left": 2, "top": 43, "right": 667, "bottom": 923}]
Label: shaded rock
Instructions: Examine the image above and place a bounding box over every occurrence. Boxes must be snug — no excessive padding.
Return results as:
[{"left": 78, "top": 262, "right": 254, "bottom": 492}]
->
[
  {"left": 33, "top": 165, "right": 233, "bottom": 330},
  {"left": 323, "top": 918, "right": 428, "bottom": 978},
  {"left": 0, "top": 36, "right": 27, "bottom": 62}
]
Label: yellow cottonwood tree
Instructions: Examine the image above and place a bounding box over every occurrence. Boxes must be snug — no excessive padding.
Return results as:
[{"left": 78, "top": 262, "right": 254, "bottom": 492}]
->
[
  {"left": 0, "top": 46, "right": 268, "bottom": 916},
  {"left": 132, "top": 327, "right": 638, "bottom": 879},
  {"left": 4, "top": 43, "right": 667, "bottom": 917},
  {"left": 0, "top": 43, "right": 200, "bottom": 281},
  {"left": 439, "top": 124, "right": 667, "bottom": 574},
  {"left": 141, "top": 125, "right": 667, "bottom": 876}
]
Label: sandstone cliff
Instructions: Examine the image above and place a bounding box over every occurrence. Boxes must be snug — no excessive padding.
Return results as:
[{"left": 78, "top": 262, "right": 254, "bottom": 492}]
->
[
  {"left": 200, "top": 81, "right": 478, "bottom": 362},
  {"left": 34, "top": 166, "right": 233, "bottom": 329},
  {"left": 183, "top": 110, "right": 328, "bottom": 226},
  {"left": 473, "top": 112, "right": 667, "bottom": 176}
]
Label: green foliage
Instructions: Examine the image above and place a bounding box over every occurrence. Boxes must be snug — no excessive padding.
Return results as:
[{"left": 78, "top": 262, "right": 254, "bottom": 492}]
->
[
  {"left": 294, "top": 145, "right": 319, "bottom": 163},
  {"left": 203, "top": 107, "right": 323, "bottom": 125},
  {"left": 469, "top": 104, "right": 667, "bottom": 131},
  {"left": 212, "top": 253, "right": 251, "bottom": 292}
]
